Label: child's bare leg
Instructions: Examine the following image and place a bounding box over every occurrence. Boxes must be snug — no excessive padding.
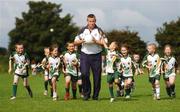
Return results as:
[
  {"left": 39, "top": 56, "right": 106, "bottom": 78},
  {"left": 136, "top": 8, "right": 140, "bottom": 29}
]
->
[
  {"left": 11, "top": 75, "right": 19, "bottom": 98},
  {"left": 169, "top": 76, "right": 176, "bottom": 97},
  {"left": 108, "top": 83, "right": 114, "bottom": 98},
  {"left": 77, "top": 79, "right": 83, "bottom": 96},
  {"left": 125, "top": 78, "right": 132, "bottom": 98},
  {"left": 23, "top": 77, "right": 33, "bottom": 98},
  {"left": 52, "top": 77, "right": 57, "bottom": 99},
  {"left": 44, "top": 75, "right": 49, "bottom": 95},
  {"left": 155, "top": 80, "right": 160, "bottom": 100},
  {"left": 64, "top": 76, "right": 71, "bottom": 100},
  {"left": 72, "top": 82, "right": 77, "bottom": 99}
]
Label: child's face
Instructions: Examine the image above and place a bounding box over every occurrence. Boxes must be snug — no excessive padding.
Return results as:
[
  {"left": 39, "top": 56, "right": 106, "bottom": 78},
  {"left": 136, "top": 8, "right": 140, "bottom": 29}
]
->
[
  {"left": 51, "top": 48, "right": 58, "bottom": 57},
  {"left": 147, "top": 45, "right": 155, "bottom": 54},
  {"left": 67, "top": 43, "right": 75, "bottom": 52},
  {"left": 15, "top": 45, "right": 24, "bottom": 54},
  {"left": 44, "top": 48, "right": 49, "bottom": 56},
  {"left": 133, "top": 54, "right": 140, "bottom": 62},
  {"left": 164, "top": 47, "right": 171, "bottom": 56},
  {"left": 109, "top": 42, "right": 117, "bottom": 51},
  {"left": 121, "top": 47, "right": 128, "bottom": 56}
]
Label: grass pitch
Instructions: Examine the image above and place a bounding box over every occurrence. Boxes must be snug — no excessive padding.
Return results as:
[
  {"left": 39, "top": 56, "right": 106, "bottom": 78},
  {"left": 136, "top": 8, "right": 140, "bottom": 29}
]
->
[{"left": 0, "top": 71, "right": 180, "bottom": 112}]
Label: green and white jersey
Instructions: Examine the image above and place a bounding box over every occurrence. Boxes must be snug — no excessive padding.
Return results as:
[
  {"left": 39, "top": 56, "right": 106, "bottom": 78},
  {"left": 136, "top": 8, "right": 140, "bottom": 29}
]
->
[
  {"left": 142, "top": 53, "right": 161, "bottom": 77},
  {"left": 63, "top": 51, "right": 79, "bottom": 76},
  {"left": 41, "top": 56, "right": 49, "bottom": 76},
  {"left": 42, "top": 56, "right": 49, "bottom": 68},
  {"left": 9, "top": 52, "right": 29, "bottom": 76},
  {"left": 162, "top": 56, "right": 176, "bottom": 78},
  {"left": 105, "top": 48, "right": 119, "bottom": 74},
  {"left": 119, "top": 55, "right": 133, "bottom": 77},
  {"left": 48, "top": 56, "right": 60, "bottom": 77}
]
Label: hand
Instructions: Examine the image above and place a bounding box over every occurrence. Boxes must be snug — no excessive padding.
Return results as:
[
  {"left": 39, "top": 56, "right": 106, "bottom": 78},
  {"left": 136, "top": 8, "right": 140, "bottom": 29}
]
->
[
  {"left": 46, "top": 64, "right": 50, "bottom": 69},
  {"left": 92, "top": 36, "right": 97, "bottom": 43},
  {"left": 72, "top": 59, "right": 78, "bottom": 66}
]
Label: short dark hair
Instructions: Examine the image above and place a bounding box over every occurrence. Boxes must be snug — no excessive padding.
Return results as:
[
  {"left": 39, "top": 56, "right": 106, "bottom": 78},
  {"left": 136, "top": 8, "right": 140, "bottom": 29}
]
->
[
  {"left": 50, "top": 44, "right": 58, "bottom": 52},
  {"left": 121, "top": 43, "right": 129, "bottom": 50},
  {"left": 66, "top": 42, "right": 74, "bottom": 48},
  {"left": 164, "top": 44, "right": 172, "bottom": 50},
  {"left": 87, "top": 14, "right": 96, "bottom": 19},
  {"left": 15, "top": 42, "right": 24, "bottom": 48}
]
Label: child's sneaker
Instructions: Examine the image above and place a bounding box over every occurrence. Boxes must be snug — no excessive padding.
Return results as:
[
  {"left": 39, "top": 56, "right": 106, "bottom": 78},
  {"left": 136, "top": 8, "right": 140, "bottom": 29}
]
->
[
  {"left": 53, "top": 97, "right": 57, "bottom": 101},
  {"left": 80, "top": 93, "right": 84, "bottom": 98},
  {"left": 44, "top": 90, "right": 48, "bottom": 96},
  {"left": 10, "top": 96, "right": 16, "bottom": 100},
  {"left": 110, "top": 98, "right": 115, "bottom": 102},
  {"left": 125, "top": 95, "right": 130, "bottom": 99},
  {"left": 156, "top": 96, "right": 160, "bottom": 100},
  {"left": 171, "top": 92, "right": 176, "bottom": 98},
  {"left": 64, "top": 92, "right": 70, "bottom": 100},
  {"left": 153, "top": 93, "right": 157, "bottom": 100}
]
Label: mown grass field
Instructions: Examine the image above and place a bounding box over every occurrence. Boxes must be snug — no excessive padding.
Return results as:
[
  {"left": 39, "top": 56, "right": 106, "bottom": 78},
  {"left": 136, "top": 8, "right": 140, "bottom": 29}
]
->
[{"left": 0, "top": 70, "right": 180, "bottom": 112}]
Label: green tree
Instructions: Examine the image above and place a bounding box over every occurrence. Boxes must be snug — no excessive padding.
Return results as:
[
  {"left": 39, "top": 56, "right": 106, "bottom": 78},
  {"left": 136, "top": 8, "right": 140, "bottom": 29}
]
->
[
  {"left": 155, "top": 18, "right": 180, "bottom": 63},
  {"left": 8, "top": 1, "right": 78, "bottom": 61},
  {"left": 0, "top": 47, "right": 7, "bottom": 55},
  {"left": 106, "top": 29, "right": 146, "bottom": 59}
]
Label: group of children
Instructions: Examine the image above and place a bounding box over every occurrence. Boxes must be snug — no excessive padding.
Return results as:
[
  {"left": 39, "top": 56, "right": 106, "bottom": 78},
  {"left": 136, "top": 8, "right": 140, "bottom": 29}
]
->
[
  {"left": 8, "top": 43, "right": 83, "bottom": 101},
  {"left": 104, "top": 42, "right": 178, "bottom": 102},
  {"left": 8, "top": 42, "right": 178, "bottom": 102}
]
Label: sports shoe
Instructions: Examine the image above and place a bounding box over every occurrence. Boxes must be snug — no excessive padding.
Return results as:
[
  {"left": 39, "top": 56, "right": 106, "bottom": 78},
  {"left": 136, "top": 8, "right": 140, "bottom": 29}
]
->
[
  {"left": 10, "top": 96, "right": 16, "bottom": 100},
  {"left": 153, "top": 93, "right": 157, "bottom": 100},
  {"left": 125, "top": 95, "right": 130, "bottom": 99},
  {"left": 171, "top": 92, "right": 176, "bottom": 98},
  {"left": 156, "top": 96, "right": 160, "bottom": 100},
  {"left": 64, "top": 92, "right": 70, "bottom": 100},
  {"left": 110, "top": 98, "right": 115, "bottom": 102},
  {"left": 44, "top": 90, "right": 48, "bottom": 96},
  {"left": 53, "top": 97, "right": 57, "bottom": 101},
  {"left": 80, "top": 93, "right": 84, "bottom": 98}
]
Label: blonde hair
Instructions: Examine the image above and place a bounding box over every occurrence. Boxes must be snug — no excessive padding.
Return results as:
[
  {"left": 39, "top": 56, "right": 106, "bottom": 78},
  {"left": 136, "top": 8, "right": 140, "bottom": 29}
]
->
[
  {"left": 147, "top": 43, "right": 157, "bottom": 49},
  {"left": 164, "top": 44, "right": 172, "bottom": 50}
]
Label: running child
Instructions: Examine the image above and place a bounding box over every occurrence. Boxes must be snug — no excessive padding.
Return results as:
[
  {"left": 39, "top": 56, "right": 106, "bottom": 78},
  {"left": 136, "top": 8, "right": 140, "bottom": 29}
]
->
[
  {"left": 142, "top": 43, "right": 161, "bottom": 100},
  {"left": 103, "top": 41, "right": 120, "bottom": 102},
  {"left": 161, "top": 44, "right": 178, "bottom": 98},
  {"left": 63, "top": 42, "right": 81, "bottom": 100},
  {"left": 41, "top": 47, "right": 53, "bottom": 96},
  {"left": 8, "top": 43, "right": 33, "bottom": 100},
  {"left": 119, "top": 44, "right": 134, "bottom": 99},
  {"left": 47, "top": 44, "right": 61, "bottom": 101}
]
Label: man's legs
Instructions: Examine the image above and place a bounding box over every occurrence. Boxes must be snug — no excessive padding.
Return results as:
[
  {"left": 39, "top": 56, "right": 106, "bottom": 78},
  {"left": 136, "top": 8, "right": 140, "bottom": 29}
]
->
[
  {"left": 80, "top": 52, "right": 91, "bottom": 100},
  {"left": 90, "top": 53, "right": 102, "bottom": 99}
]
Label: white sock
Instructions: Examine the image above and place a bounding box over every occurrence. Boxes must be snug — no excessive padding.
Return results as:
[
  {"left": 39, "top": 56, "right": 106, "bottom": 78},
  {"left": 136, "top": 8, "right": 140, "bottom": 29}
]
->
[
  {"left": 156, "top": 87, "right": 160, "bottom": 97},
  {"left": 53, "top": 92, "right": 57, "bottom": 98}
]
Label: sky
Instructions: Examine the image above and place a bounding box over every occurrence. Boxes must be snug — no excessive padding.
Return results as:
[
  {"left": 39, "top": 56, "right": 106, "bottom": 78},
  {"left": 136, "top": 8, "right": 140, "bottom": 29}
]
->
[{"left": 0, "top": 0, "right": 180, "bottom": 48}]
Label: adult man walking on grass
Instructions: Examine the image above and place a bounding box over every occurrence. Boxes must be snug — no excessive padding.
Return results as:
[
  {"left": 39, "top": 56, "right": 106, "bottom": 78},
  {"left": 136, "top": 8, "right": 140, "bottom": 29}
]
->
[{"left": 74, "top": 14, "right": 105, "bottom": 100}]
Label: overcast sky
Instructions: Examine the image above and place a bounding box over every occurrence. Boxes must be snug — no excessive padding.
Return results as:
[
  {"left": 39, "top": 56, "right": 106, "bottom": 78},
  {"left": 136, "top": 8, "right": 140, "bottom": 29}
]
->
[{"left": 0, "top": 0, "right": 180, "bottom": 48}]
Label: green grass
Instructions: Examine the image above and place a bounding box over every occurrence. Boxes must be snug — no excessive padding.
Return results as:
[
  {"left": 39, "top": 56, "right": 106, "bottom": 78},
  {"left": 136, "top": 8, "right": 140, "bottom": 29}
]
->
[{"left": 0, "top": 72, "right": 180, "bottom": 112}]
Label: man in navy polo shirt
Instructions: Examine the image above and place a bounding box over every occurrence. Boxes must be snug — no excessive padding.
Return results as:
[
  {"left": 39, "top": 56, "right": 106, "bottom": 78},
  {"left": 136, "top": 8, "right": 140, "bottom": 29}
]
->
[{"left": 74, "top": 14, "right": 105, "bottom": 100}]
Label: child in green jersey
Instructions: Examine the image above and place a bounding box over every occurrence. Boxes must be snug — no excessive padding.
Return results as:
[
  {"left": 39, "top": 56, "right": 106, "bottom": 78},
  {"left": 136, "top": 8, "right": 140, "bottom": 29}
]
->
[
  {"left": 8, "top": 43, "right": 33, "bottom": 100},
  {"left": 103, "top": 41, "right": 120, "bottom": 102},
  {"left": 63, "top": 42, "right": 82, "bottom": 100},
  {"left": 161, "top": 45, "right": 178, "bottom": 98},
  {"left": 119, "top": 44, "right": 134, "bottom": 99},
  {"left": 47, "top": 44, "right": 61, "bottom": 101},
  {"left": 142, "top": 43, "right": 161, "bottom": 100}
]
